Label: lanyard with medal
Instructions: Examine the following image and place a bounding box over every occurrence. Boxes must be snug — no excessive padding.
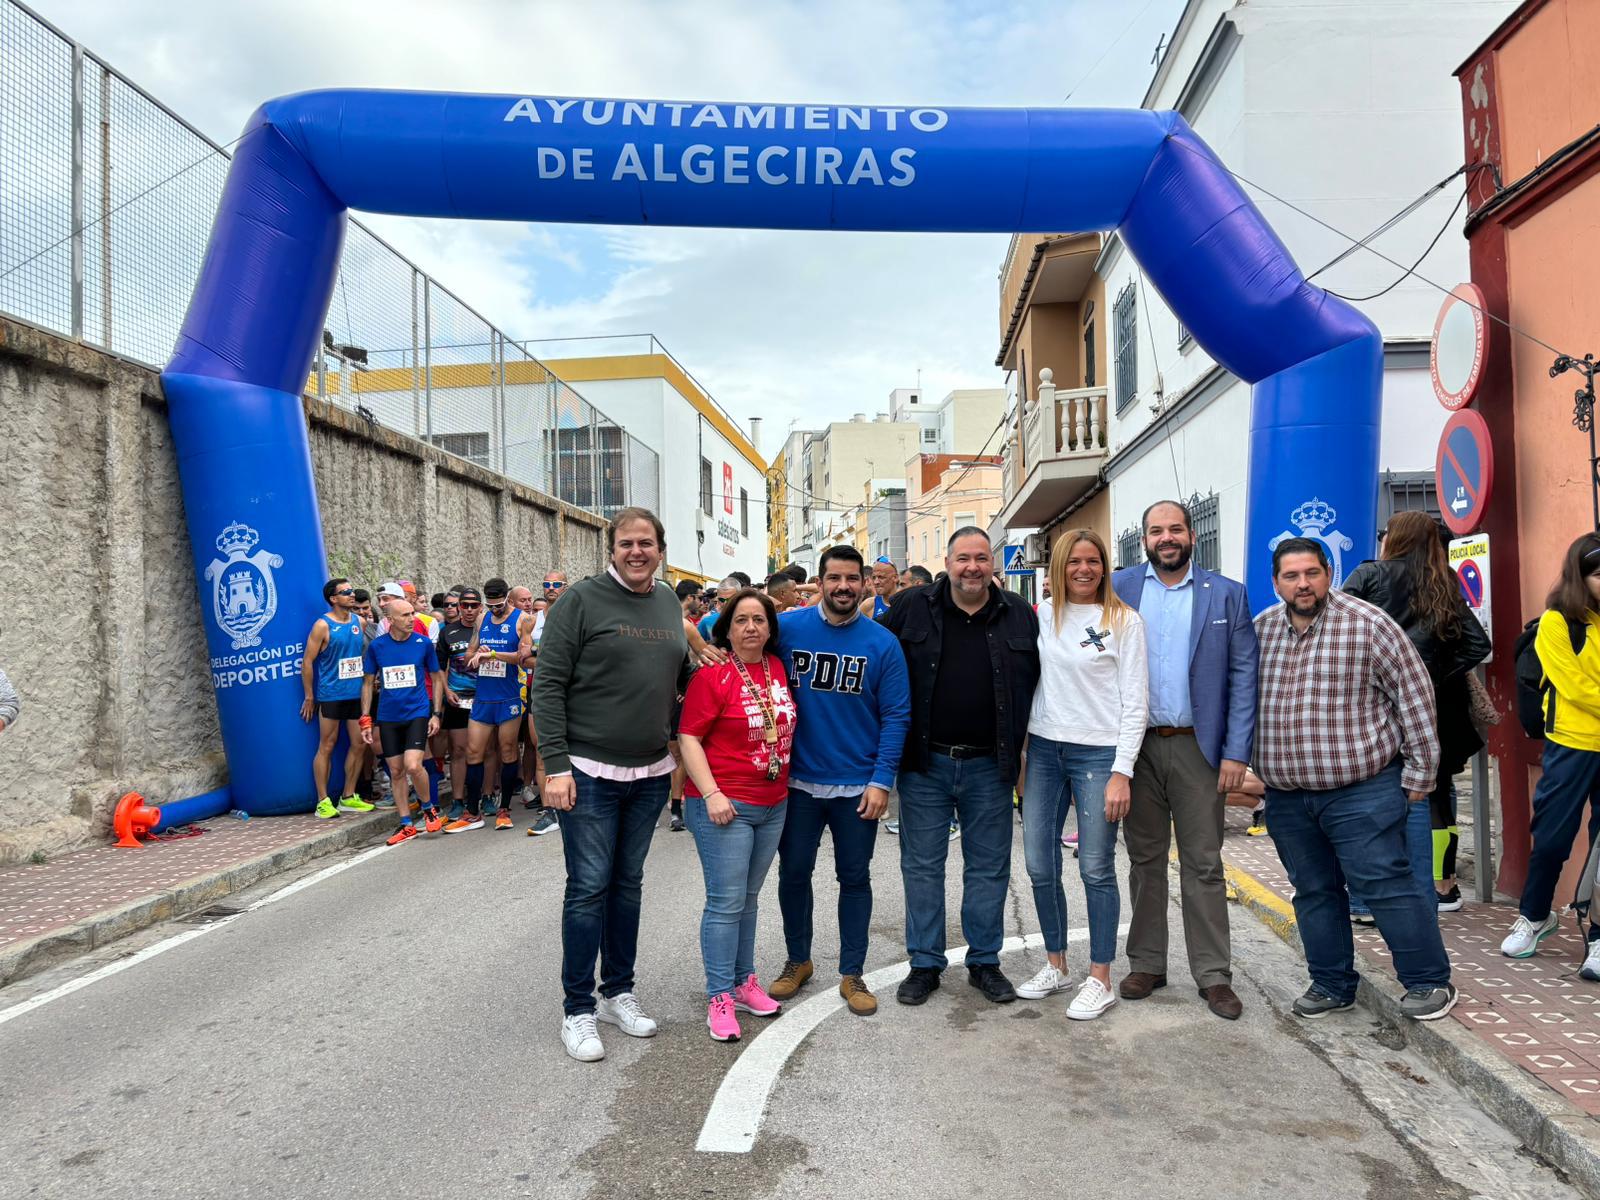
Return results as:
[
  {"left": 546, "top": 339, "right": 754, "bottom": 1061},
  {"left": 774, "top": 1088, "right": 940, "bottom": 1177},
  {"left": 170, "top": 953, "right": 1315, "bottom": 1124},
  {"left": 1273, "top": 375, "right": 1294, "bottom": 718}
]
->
[{"left": 732, "top": 656, "right": 783, "bottom": 781}]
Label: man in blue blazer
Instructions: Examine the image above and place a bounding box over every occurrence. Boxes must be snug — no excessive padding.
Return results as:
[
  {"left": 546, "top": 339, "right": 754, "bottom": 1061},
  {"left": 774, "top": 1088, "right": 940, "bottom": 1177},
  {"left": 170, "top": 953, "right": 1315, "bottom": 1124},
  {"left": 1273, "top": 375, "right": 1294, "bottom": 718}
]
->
[{"left": 1111, "top": 500, "right": 1258, "bottom": 1020}]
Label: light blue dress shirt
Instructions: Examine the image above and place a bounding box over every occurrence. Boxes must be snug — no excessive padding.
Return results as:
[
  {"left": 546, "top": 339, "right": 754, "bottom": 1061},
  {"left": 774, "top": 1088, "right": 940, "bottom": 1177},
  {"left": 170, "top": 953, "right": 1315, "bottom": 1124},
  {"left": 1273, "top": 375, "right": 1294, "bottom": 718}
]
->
[{"left": 1140, "top": 562, "right": 1194, "bottom": 727}]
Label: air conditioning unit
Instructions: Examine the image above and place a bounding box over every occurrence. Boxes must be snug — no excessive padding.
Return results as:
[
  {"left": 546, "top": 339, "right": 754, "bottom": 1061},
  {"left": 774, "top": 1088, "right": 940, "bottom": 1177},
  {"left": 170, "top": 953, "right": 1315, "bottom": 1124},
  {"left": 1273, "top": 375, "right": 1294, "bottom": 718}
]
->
[{"left": 1023, "top": 532, "right": 1048, "bottom": 565}]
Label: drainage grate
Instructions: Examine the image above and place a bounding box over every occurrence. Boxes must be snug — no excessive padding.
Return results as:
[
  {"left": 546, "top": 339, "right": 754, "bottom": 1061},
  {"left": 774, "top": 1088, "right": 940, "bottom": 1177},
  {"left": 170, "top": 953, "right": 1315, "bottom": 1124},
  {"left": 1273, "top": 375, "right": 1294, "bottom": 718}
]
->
[{"left": 181, "top": 905, "right": 243, "bottom": 924}]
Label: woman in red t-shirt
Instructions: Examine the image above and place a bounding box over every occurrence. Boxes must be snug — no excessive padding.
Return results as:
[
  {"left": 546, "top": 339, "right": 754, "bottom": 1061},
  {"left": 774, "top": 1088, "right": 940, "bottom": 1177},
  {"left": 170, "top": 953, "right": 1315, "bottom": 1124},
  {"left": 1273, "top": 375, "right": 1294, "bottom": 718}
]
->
[{"left": 679, "top": 588, "right": 797, "bottom": 1043}]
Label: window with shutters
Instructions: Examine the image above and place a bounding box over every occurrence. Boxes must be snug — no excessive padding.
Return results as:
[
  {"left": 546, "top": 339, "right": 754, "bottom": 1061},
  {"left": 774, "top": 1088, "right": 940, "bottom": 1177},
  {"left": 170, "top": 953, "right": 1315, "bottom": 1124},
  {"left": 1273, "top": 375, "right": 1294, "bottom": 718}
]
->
[{"left": 1113, "top": 282, "right": 1137, "bottom": 413}]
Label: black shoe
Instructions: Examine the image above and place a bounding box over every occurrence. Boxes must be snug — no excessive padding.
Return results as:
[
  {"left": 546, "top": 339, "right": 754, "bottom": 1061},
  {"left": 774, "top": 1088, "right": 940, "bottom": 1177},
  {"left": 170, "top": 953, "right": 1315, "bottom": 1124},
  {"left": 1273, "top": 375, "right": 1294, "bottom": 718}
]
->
[
  {"left": 967, "top": 963, "right": 1016, "bottom": 1004},
  {"left": 1436, "top": 885, "right": 1463, "bottom": 912},
  {"left": 1292, "top": 985, "right": 1356, "bottom": 1019},
  {"left": 897, "top": 966, "right": 942, "bottom": 1006},
  {"left": 670, "top": 814, "right": 685, "bottom": 832}
]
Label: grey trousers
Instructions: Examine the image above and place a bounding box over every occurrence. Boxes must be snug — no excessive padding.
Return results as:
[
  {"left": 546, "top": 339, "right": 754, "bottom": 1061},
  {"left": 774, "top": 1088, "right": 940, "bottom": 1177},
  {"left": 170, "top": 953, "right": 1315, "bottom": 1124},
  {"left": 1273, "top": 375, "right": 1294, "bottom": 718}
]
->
[{"left": 1124, "top": 731, "right": 1232, "bottom": 987}]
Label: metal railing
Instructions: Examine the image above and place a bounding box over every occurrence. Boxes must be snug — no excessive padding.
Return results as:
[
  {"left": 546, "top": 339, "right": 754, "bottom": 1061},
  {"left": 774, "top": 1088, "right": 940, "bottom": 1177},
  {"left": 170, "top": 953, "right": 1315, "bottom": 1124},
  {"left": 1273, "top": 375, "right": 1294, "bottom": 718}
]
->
[{"left": 0, "top": 0, "right": 657, "bottom": 521}]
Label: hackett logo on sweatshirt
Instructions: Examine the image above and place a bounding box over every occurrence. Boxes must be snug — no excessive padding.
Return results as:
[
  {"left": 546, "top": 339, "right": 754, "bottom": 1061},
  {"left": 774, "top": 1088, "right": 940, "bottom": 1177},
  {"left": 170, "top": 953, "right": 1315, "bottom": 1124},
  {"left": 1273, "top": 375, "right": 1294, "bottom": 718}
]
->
[{"left": 616, "top": 623, "right": 677, "bottom": 641}]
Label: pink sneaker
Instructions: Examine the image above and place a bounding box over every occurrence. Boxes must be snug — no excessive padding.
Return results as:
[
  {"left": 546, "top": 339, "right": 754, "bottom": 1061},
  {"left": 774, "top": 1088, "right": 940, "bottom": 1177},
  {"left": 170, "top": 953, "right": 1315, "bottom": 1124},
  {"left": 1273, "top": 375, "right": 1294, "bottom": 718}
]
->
[
  {"left": 708, "top": 993, "right": 741, "bottom": 1042},
  {"left": 733, "top": 974, "right": 782, "bottom": 1017}
]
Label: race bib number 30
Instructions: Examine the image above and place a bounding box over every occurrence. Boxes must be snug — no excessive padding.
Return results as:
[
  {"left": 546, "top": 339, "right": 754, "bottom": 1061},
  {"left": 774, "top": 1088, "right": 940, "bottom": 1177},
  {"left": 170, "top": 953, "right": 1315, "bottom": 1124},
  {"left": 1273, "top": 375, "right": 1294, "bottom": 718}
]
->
[
  {"left": 478, "top": 659, "right": 507, "bottom": 679},
  {"left": 337, "top": 657, "right": 364, "bottom": 680},
  {"left": 382, "top": 664, "right": 418, "bottom": 689}
]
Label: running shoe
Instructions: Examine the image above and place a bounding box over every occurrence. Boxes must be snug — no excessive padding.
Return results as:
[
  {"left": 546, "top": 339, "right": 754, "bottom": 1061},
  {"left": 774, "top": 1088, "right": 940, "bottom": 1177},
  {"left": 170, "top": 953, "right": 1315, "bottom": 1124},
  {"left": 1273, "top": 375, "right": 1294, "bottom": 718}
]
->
[
  {"left": 373, "top": 793, "right": 395, "bottom": 810},
  {"left": 1502, "top": 912, "right": 1559, "bottom": 958},
  {"left": 1247, "top": 808, "right": 1268, "bottom": 836},
  {"left": 1436, "top": 885, "right": 1463, "bottom": 912},
  {"left": 386, "top": 823, "right": 419, "bottom": 846},
  {"left": 884, "top": 818, "right": 900, "bottom": 835},
  {"left": 337, "top": 795, "right": 375, "bottom": 813},
  {"left": 423, "top": 807, "right": 444, "bottom": 834},
  {"left": 445, "top": 801, "right": 464, "bottom": 822},
  {"left": 1582, "top": 934, "right": 1600, "bottom": 983},
  {"left": 314, "top": 798, "right": 339, "bottom": 820},
  {"left": 707, "top": 993, "right": 741, "bottom": 1042},
  {"left": 733, "top": 974, "right": 781, "bottom": 1017},
  {"left": 1061, "top": 830, "right": 1078, "bottom": 849},
  {"left": 495, "top": 810, "right": 514, "bottom": 831},
  {"left": 527, "top": 810, "right": 560, "bottom": 837},
  {"left": 1401, "top": 984, "right": 1459, "bottom": 1022},
  {"left": 443, "top": 814, "right": 485, "bottom": 834},
  {"left": 670, "top": 814, "right": 686, "bottom": 833},
  {"left": 520, "top": 784, "right": 540, "bottom": 810}
]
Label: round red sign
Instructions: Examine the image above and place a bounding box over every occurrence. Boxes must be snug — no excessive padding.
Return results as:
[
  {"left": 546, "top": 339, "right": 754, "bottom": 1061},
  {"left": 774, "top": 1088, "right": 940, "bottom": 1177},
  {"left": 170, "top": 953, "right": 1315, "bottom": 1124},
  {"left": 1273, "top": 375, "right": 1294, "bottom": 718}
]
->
[{"left": 1430, "top": 283, "right": 1489, "bottom": 411}]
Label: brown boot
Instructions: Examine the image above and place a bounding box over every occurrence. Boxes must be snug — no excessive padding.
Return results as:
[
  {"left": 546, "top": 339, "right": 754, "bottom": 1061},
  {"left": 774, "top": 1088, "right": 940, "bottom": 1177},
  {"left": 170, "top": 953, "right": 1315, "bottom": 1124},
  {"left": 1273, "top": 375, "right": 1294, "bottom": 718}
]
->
[
  {"left": 1119, "top": 971, "right": 1168, "bottom": 1000},
  {"left": 840, "top": 974, "right": 878, "bottom": 1016},
  {"left": 768, "top": 959, "right": 813, "bottom": 1000}
]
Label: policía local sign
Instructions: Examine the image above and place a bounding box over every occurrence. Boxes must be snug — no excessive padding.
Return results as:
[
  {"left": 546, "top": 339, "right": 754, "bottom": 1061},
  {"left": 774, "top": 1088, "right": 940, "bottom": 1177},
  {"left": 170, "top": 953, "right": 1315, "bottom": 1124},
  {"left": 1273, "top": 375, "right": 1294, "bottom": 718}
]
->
[
  {"left": 1448, "top": 533, "right": 1492, "bottom": 652},
  {"left": 1435, "top": 408, "right": 1494, "bottom": 536}
]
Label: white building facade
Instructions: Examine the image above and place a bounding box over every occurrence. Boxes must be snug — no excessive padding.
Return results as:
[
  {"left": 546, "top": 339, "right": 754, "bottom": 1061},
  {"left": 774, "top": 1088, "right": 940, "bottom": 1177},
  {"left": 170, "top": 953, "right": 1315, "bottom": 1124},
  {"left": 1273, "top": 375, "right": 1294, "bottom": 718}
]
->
[{"left": 1101, "top": 0, "right": 1517, "bottom": 583}]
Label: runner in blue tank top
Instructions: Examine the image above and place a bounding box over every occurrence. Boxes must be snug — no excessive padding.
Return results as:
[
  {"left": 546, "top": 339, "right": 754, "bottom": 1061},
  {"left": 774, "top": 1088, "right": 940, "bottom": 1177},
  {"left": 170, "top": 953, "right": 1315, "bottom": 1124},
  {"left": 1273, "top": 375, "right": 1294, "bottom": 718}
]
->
[
  {"left": 299, "top": 577, "right": 377, "bottom": 820},
  {"left": 448, "top": 576, "right": 534, "bottom": 832},
  {"left": 858, "top": 557, "right": 901, "bottom": 620}
]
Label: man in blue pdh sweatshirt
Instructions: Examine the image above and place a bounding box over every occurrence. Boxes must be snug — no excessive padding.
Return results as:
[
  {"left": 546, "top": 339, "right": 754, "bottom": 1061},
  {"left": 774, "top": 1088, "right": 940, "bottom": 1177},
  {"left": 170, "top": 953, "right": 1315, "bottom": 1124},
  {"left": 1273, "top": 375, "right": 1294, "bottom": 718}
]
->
[{"left": 766, "top": 544, "right": 911, "bottom": 1017}]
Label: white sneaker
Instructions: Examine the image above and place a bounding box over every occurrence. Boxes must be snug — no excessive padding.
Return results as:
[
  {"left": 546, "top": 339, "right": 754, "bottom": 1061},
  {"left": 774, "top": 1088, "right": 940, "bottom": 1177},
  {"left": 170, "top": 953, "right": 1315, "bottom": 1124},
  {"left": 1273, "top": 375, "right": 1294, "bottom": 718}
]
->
[
  {"left": 1066, "top": 976, "right": 1118, "bottom": 1021},
  {"left": 1016, "top": 962, "right": 1072, "bottom": 1000},
  {"left": 561, "top": 1013, "right": 605, "bottom": 1062},
  {"left": 1501, "top": 912, "right": 1559, "bottom": 958},
  {"left": 1583, "top": 937, "right": 1600, "bottom": 982},
  {"left": 596, "top": 991, "right": 658, "bottom": 1038}
]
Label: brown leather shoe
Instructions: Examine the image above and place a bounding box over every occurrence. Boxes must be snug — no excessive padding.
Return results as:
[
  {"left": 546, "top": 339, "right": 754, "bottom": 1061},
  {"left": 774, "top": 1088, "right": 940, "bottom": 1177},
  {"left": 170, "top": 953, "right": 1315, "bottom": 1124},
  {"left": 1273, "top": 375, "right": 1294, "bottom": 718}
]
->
[
  {"left": 840, "top": 974, "right": 878, "bottom": 1016},
  {"left": 1200, "top": 983, "right": 1243, "bottom": 1020},
  {"left": 767, "top": 959, "right": 813, "bottom": 1000},
  {"left": 1119, "top": 971, "right": 1167, "bottom": 1000}
]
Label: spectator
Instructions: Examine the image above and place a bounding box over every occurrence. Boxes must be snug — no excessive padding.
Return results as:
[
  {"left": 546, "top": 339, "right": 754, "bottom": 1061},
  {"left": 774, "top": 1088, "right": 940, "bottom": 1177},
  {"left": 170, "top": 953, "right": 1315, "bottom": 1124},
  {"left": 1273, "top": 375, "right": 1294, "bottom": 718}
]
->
[{"left": 1253, "top": 537, "right": 1453, "bottom": 1022}]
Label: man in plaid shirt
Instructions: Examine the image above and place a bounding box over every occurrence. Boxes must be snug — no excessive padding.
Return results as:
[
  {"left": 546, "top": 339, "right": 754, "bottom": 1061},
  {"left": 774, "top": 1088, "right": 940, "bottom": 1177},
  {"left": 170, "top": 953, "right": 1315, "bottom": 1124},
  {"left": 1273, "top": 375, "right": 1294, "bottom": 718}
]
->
[{"left": 1254, "top": 538, "right": 1455, "bottom": 1022}]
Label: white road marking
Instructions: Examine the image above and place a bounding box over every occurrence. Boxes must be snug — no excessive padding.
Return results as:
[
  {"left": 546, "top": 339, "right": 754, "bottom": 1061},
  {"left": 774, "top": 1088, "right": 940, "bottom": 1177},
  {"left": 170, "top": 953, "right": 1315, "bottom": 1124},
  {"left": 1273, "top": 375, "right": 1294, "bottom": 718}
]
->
[
  {"left": 696, "top": 925, "right": 1127, "bottom": 1154},
  {"left": 0, "top": 841, "right": 394, "bottom": 1029}
]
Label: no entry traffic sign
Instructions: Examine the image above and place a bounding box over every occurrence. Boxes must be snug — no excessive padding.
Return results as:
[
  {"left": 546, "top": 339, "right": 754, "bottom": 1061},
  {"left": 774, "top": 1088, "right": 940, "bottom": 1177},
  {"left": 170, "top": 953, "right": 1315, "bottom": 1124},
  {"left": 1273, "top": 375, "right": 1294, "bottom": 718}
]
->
[{"left": 1436, "top": 409, "right": 1494, "bottom": 536}]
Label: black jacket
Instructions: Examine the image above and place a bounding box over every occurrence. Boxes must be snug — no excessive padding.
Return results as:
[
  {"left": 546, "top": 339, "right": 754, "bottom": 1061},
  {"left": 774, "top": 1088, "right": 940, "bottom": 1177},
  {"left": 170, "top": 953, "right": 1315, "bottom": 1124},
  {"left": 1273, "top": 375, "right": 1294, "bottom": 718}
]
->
[
  {"left": 1342, "top": 558, "right": 1492, "bottom": 776},
  {"left": 877, "top": 579, "right": 1041, "bottom": 785}
]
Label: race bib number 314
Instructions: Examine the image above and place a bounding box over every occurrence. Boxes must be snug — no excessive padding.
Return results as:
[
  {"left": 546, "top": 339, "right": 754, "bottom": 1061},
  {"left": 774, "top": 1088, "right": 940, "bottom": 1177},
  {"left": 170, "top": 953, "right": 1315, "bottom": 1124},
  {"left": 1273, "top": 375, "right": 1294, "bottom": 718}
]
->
[
  {"left": 382, "top": 664, "right": 418, "bottom": 690},
  {"left": 478, "top": 659, "right": 507, "bottom": 678}
]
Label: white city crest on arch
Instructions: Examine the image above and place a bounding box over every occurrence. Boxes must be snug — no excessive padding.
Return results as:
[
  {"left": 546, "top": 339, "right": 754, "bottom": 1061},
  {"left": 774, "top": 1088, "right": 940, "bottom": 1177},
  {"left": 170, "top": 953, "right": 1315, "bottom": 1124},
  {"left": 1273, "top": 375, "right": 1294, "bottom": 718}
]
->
[
  {"left": 1268, "top": 498, "right": 1353, "bottom": 587},
  {"left": 204, "top": 521, "right": 284, "bottom": 650}
]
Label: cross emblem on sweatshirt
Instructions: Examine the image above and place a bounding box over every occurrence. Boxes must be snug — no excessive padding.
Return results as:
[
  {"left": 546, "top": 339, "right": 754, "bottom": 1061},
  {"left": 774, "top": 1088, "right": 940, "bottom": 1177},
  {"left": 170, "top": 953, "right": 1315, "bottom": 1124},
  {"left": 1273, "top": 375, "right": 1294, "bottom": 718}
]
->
[{"left": 1080, "top": 626, "right": 1109, "bottom": 652}]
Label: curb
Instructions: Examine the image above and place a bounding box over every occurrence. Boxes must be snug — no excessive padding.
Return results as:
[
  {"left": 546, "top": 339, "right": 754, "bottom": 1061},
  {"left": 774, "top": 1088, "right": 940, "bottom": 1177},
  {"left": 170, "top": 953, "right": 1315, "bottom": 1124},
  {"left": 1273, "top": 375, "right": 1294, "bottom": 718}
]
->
[
  {"left": 1222, "top": 855, "right": 1600, "bottom": 1199},
  {"left": 0, "top": 810, "right": 389, "bottom": 990}
]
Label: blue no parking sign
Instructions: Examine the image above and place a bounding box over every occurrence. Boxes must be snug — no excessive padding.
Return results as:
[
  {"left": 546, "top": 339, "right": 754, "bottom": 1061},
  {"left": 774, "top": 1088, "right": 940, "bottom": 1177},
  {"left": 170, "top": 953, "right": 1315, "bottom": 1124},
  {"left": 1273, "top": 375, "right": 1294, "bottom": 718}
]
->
[{"left": 1435, "top": 409, "right": 1494, "bottom": 536}]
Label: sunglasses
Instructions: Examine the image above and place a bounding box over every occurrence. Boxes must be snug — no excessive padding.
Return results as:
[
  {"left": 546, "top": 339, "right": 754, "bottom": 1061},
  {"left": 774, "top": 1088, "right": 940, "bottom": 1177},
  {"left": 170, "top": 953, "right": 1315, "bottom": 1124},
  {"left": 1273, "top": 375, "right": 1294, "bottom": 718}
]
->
[
  {"left": 335, "top": 589, "right": 354, "bottom": 597},
  {"left": 460, "top": 600, "right": 481, "bottom": 608},
  {"left": 542, "top": 581, "right": 566, "bottom": 591}
]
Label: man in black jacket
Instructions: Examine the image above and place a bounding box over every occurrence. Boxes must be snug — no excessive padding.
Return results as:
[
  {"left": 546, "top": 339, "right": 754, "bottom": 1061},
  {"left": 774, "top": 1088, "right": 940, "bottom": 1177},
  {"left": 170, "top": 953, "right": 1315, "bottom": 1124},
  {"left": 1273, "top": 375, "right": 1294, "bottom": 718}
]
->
[{"left": 879, "top": 527, "right": 1041, "bottom": 1005}]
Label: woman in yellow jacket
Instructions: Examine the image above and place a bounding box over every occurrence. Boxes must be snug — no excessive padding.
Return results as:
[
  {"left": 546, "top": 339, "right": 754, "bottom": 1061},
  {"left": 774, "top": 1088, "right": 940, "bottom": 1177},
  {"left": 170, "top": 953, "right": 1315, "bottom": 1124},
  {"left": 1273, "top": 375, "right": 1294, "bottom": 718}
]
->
[{"left": 1502, "top": 533, "right": 1600, "bottom": 965}]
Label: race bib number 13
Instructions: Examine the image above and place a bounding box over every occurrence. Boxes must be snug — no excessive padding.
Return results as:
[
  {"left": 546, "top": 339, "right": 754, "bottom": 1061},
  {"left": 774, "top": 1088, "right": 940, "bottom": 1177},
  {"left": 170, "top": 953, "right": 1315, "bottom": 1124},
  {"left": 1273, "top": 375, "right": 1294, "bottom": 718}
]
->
[{"left": 382, "top": 664, "right": 417, "bottom": 690}]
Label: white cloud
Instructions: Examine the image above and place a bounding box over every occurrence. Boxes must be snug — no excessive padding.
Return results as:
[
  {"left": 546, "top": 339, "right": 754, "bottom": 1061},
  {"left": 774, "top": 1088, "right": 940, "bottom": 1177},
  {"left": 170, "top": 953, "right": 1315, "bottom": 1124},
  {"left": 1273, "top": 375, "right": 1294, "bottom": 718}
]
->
[{"left": 32, "top": 0, "right": 1186, "bottom": 437}]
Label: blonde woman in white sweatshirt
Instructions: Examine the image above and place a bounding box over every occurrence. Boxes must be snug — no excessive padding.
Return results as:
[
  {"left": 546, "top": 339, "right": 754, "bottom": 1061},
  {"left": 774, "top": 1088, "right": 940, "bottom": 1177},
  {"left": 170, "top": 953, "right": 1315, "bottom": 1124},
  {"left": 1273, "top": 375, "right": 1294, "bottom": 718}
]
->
[{"left": 1017, "top": 528, "right": 1149, "bottom": 1019}]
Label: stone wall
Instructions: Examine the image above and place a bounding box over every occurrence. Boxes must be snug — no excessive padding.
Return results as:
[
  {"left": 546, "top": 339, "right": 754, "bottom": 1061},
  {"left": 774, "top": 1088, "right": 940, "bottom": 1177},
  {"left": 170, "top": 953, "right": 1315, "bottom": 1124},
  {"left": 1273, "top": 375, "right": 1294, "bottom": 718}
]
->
[{"left": 0, "top": 317, "right": 606, "bottom": 865}]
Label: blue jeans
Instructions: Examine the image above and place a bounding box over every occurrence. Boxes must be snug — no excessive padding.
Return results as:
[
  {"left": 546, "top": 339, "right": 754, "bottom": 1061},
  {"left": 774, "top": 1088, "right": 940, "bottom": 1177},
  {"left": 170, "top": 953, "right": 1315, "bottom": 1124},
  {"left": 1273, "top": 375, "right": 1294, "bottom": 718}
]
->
[
  {"left": 686, "top": 796, "right": 787, "bottom": 998},
  {"left": 557, "top": 768, "right": 670, "bottom": 1016},
  {"left": 1349, "top": 795, "right": 1433, "bottom": 915},
  {"left": 777, "top": 788, "right": 879, "bottom": 977},
  {"left": 898, "top": 752, "right": 1013, "bottom": 969},
  {"left": 1267, "top": 761, "right": 1451, "bottom": 1000},
  {"left": 1021, "top": 738, "right": 1120, "bottom": 963},
  {"left": 1521, "top": 741, "right": 1600, "bottom": 922}
]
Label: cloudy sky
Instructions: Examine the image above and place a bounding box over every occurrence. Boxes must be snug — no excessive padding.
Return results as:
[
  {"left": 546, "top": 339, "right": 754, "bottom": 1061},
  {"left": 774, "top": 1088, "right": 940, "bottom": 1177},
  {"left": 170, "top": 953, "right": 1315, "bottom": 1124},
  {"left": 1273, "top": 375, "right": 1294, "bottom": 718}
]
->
[{"left": 35, "top": 0, "right": 1186, "bottom": 444}]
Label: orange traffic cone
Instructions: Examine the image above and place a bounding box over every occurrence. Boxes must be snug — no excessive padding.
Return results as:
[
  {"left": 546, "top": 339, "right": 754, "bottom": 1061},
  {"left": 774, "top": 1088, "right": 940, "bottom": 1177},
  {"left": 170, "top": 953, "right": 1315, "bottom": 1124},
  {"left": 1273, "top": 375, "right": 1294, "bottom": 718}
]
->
[{"left": 112, "top": 792, "right": 162, "bottom": 849}]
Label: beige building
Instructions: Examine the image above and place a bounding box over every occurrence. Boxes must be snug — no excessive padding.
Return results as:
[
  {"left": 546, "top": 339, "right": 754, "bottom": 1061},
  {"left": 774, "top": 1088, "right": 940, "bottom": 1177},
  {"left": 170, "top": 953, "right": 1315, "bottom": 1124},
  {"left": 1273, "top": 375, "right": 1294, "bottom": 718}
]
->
[
  {"left": 905, "top": 453, "right": 1004, "bottom": 576},
  {"left": 813, "top": 415, "right": 919, "bottom": 509},
  {"left": 890, "top": 386, "right": 1010, "bottom": 456},
  {"left": 992, "top": 232, "right": 1112, "bottom": 591}
]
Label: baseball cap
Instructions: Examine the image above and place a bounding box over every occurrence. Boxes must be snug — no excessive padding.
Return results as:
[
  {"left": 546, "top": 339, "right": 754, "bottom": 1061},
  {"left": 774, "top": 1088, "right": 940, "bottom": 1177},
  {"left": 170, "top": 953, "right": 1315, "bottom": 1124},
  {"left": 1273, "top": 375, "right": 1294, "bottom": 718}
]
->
[
  {"left": 378, "top": 582, "right": 406, "bottom": 600},
  {"left": 398, "top": 579, "right": 418, "bottom": 596}
]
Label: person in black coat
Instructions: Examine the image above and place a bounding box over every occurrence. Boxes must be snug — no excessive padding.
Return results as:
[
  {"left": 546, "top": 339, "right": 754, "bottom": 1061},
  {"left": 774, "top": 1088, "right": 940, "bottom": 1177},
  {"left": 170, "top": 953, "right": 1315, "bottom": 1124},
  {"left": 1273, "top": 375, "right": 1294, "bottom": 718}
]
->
[{"left": 1343, "top": 511, "right": 1492, "bottom": 911}]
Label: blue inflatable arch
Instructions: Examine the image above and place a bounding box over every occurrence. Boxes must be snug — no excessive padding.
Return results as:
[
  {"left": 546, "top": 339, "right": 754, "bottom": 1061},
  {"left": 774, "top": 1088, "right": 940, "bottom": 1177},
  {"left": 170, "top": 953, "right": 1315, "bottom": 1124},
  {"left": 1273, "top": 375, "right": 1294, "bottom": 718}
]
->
[{"left": 165, "top": 92, "right": 1379, "bottom": 814}]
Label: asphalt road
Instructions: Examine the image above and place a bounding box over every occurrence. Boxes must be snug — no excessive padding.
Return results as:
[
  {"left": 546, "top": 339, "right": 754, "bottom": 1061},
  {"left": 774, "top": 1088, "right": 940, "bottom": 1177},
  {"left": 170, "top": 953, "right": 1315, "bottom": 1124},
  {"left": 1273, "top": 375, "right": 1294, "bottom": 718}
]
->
[{"left": 0, "top": 806, "right": 1581, "bottom": 1200}]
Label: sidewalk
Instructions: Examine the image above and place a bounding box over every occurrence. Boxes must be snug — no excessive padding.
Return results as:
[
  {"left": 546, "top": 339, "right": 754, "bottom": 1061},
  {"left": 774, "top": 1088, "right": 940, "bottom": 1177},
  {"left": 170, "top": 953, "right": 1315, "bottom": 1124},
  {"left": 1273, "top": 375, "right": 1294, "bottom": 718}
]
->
[
  {"left": 0, "top": 809, "right": 388, "bottom": 988},
  {"left": 1223, "top": 804, "right": 1600, "bottom": 1194}
]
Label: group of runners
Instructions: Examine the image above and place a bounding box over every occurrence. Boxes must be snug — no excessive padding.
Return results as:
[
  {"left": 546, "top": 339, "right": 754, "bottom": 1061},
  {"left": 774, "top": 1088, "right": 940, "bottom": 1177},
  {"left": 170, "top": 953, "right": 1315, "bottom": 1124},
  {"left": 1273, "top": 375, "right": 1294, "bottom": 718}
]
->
[{"left": 299, "top": 573, "right": 570, "bottom": 842}]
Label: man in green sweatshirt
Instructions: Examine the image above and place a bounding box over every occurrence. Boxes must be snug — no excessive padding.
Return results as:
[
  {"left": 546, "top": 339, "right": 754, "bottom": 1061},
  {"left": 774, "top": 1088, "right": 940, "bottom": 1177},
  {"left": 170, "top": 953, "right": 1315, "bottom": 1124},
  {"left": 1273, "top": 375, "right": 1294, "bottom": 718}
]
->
[{"left": 532, "top": 506, "right": 689, "bottom": 1063}]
